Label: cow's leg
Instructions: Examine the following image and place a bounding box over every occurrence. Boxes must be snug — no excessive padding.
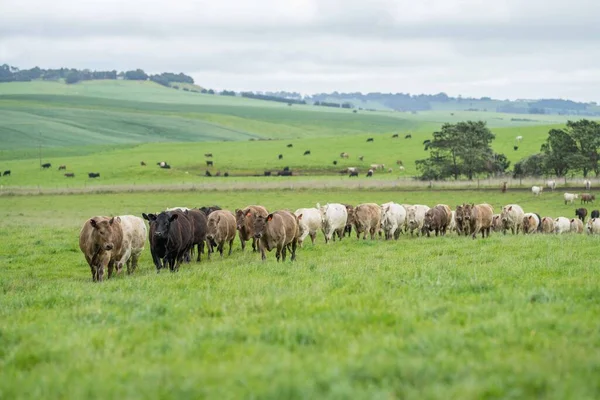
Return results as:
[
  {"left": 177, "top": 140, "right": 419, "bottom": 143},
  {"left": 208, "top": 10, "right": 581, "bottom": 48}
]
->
[
  {"left": 240, "top": 235, "right": 246, "bottom": 252},
  {"left": 218, "top": 241, "right": 224, "bottom": 257},
  {"left": 251, "top": 238, "right": 258, "bottom": 252},
  {"left": 260, "top": 241, "right": 267, "bottom": 261},
  {"left": 310, "top": 232, "right": 316, "bottom": 245},
  {"left": 281, "top": 244, "right": 287, "bottom": 262},
  {"left": 228, "top": 239, "right": 234, "bottom": 256},
  {"left": 291, "top": 239, "right": 297, "bottom": 261},
  {"left": 276, "top": 244, "right": 283, "bottom": 262}
]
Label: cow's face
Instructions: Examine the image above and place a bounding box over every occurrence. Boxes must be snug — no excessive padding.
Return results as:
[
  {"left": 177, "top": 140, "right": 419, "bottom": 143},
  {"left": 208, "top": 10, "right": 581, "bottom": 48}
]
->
[
  {"left": 253, "top": 214, "right": 270, "bottom": 239},
  {"left": 154, "top": 212, "right": 177, "bottom": 238},
  {"left": 463, "top": 205, "right": 473, "bottom": 223},
  {"left": 235, "top": 209, "right": 245, "bottom": 231},
  {"left": 207, "top": 214, "right": 221, "bottom": 240},
  {"left": 90, "top": 217, "right": 118, "bottom": 251},
  {"left": 423, "top": 210, "right": 433, "bottom": 229}
]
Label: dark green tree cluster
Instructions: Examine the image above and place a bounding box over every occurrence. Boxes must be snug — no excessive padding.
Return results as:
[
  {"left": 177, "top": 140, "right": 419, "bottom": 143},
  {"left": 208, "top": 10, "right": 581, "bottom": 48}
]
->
[
  {"left": 416, "top": 121, "right": 509, "bottom": 180},
  {"left": 0, "top": 64, "right": 117, "bottom": 83},
  {"left": 240, "top": 92, "right": 306, "bottom": 104},
  {"left": 149, "top": 72, "right": 194, "bottom": 87},
  {"left": 515, "top": 119, "right": 600, "bottom": 178}
]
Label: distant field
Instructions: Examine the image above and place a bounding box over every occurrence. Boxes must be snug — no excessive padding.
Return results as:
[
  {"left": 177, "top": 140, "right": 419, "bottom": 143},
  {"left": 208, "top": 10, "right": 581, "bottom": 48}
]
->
[{"left": 2, "top": 189, "right": 600, "bottom": 399}]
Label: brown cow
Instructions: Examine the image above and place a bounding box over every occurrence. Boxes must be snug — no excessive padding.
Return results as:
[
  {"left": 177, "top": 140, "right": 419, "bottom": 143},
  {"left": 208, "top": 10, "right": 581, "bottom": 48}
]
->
[
  {"left": 235, "top": 205, "right": 268, "bottom": 252},
  {"left": 206, "top": 210, "right": 236, "bottom": 257},
  {"left": 581, "top": 193, "right": 595, "bottom": 204},
  {"left": 186, "top": 209, "right": 209, "bottom": 261},
  {"left": 79, "top": 216, "right": 123, "bottom": 282},
  {"left": 253, "top": 210, "right": 299, "bottom": 261},
  {"left": 353, "top": 203, "right": 382, "bottom": 240},
  {"left": 491, "top": 214, "right": 503, "bottom": 232},
  {"left": 343, "top": 204, "right": 354, "bottom": 237},
  {"left": 464, "top": 203, "right": 493, "bottom": 239},
  {"left": 423, "top": 205, "right": 449, "bottom": 237},
  {"left": 540, "top": 217, "right": 554, "bottom": 234},
  {"left": 454, "top": 204, "right": 469, "bottom": 236}
]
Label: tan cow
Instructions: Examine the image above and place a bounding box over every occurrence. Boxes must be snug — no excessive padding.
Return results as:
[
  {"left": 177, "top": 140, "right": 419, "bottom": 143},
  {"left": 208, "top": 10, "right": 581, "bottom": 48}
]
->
[
  {"left": 206, "top": 210, "right": 237, "bottom": 257},
  {"left": 464, "top": 203, "right": 494, "bottom": 239},
  {"left": 253, "top": 210, "right": 299, "bottom": 261},
  {"left": 540, "top": 217, "right": 555, "bottom": 234},
  {"left": 491, "top": 214, "right": 503, "bottom": 232},
  {"left": 117, "top": 215, "right": 147, "bottom": 274},
  {"left": 570, "top": 218, "right": 584, "bottom": 233},
  {"left": 235, "top": 205, "right": 268, "bottom": 252},
  {"left": 353, "top": 203, "right": 382, "bottom": 240},
  {"left": 79, "top": 216, "right": 124, "bottom": 282}
]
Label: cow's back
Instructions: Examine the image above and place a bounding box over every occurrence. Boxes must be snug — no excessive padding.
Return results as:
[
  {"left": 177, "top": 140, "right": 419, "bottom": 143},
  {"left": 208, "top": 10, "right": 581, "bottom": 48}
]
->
[
  {"left": 213, "top": 210, "right": 237, "bottom": 242},
  {"left": 119, "top": 215, "right": 146, "bottom": 255},
  {"left": 355, "top": 203, "right": 381, "bottom": 230}
]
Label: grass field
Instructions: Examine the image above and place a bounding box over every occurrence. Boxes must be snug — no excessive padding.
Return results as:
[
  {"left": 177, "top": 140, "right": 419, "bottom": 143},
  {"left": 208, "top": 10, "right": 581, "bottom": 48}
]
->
[{"left": 2, "top": 189, "right": 600, "bottom": 399}]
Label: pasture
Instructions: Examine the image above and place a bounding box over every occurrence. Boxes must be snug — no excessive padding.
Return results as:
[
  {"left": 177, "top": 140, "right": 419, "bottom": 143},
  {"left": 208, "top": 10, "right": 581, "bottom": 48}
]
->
[{"left": 2, "top": 188, "right": 600, "bottom": 399}]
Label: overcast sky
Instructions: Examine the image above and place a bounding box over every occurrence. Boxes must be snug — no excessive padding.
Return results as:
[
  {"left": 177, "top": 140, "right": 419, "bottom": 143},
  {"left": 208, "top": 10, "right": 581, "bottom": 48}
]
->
[{"left": 1, "top": 0, "right": 599, "bottom": 101}]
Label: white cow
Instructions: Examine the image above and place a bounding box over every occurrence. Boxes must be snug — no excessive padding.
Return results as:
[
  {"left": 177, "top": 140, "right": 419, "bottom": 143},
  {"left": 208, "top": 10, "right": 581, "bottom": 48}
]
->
[
  {"left": 398, "top": 166, "right": 405, "bottom": 171},
  {"left": 554, "top": 217, "right": 571, "bottom": 234},
  {"left": 570, "top": 218, "right": 584, "bottom": 234},
  {"left": 531, "top": 186, "right": 543, "bottom": 196},
  {"left": 406, "top": 205, "right": 430, "bottom": 236},
  {"left": 586, "top": 218, "right": 600, "bottom": 235},
  {"left": 117, "top": 215, "right": 147, "bottom": 274},
  {"left": 294, "top": 208, "right": 322, "bottom": 246},
  {"left": 448, "top": 210, "right": 456, "bottom": 232},
  {"left": 500, "top": 204, "right": 525, "bottom": 235},
  {"left": 564, "top": 193, "right": 579, "bottom": 205},
  {"left": 317, "top": 203, "right": 348, "bottom": 244},
  {"left": 380, "top": 202, "right": 407, "bottom": 240},
  {"left": 585, "top": 180, "right": 591, "bottom": 190},
  {"left": 546, "top": 180, "right": 556, "bottom": 191},
  {"left": 166, "top": 207, "right": 190, "bottom": 212},
  {"left": 516, "top": 135, "right": 523, "bottom": 142}
]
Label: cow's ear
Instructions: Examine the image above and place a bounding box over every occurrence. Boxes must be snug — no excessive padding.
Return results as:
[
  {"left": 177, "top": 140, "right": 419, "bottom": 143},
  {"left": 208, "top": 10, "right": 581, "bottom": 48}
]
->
[
  {"left": 571, "top": 218, "right": 574, "bottom": 222},
  {"left": 508, "top": 206, "right": 512, "bottom": 211},
  {"left": 142, "top": 213, "right": 149, "bottom": 220},
  {"left": 169, "top": 213, "right": 179, "bottom": 222},
  {"left": 235, "top": 209, "right": 241, "bottom": 214},
  {"left": 298, "top": 214, "right": 303, "bottom": 220},
  {"left": 90, "top": 219, "right": 98, "bottom": 228},
  {"left": 267, "top": 213, "right": 274, "bottom": 222},
  {"left": 246, "top": 211, "right": 252, "bottom": 217},
  {"left": 109, "top": 217, "right": 115, "bottom": 225},
  {"left": 116, "top": 216, "right": 121, "bottom": 223},
  {"left": 148, "top": 213, "right": 157, "bottom": 221}
]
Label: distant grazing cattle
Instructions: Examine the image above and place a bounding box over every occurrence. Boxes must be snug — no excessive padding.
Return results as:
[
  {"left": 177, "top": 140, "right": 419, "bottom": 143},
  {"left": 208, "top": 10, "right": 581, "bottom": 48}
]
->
[
  {"left": 514, "top": 146, "right": 519, "bottom": 151},
  {"left": 294, "top": 208, "right": 322, "bottom": 246},
  {"left": 3, "top": 170, "right": 11, "bottom": 176},
  {"left": 287, "top": 144, "right": 293, "bottom": 148},
  {"left": 398, "top": 166, "right": 405, "bottom": 171},
  {"left": 198, "top": 206, "right": 221, "bottom": 215},
  {"left": 570, "top": 218, "right": 584, "bottom": 233},
  {"left": 303, "top": 150, "right": 311, "bottom": 155},
  {"left": 366, "top": 138, "right": 374, "bottom": 142},
  {"left": 464, "top": 203, "right": 494, "bottom": 239},
  {"left": 353, "top": 203, "right": 382, "bottom": 240},
  {"left": 554, "top": 217, "right": 571, "bottom": 234},
  {"left": 586, "top": 218, "right": 600, "bottom": 235},
  {"left": 58, "top": 165, "right": 66, "bottom": 170},
  {"left": 215, "top": 171, "right": 221, "bottom": 177},
  {"left": 318, "top": 203, "right": 348, "bottom": 243},
  {"left": 160, "top": 163, "right": 171, "bottom": 169},
  {"left": 366, "top": 169, "right": 373, "bottom": 177},
  {"left": 380, "top": 202, "right": 406, "bottom": 240},
  {"left": 224, "top": 172, "right": 229, "bottom": 177},
  {"left": 204, "top": 153, "right": 213, "bottom": 158},
  {"left": 64, "top": 173, "right": 75, "bottom": 178},
  {"left": 88, "top": 172, "right": 100, "bottom": 178},
  {"left": 501, "top": 181, "right": 507, "bottom": 193},
  {"left": 278, "top": 154, "right": 283, "bottom": 160},
  {"left": 546, "top": 180, "right": 556, "bottom": 191},
  {"left": 349, "top": 170, "right": 358, "bottom": 177},
  {"left": 592, "top": 210, "right": 600, "bottom": 219},
  {"left": 396, "top": 160, "right": 403, "bottom": 166},
  {"left": 423, "top": 139, "right": 431, "bottom": 146},
  {"left": 516, "top": 135, "right": 523, "bottom": 142},
  {"left": 581, "top": 193, "right": 595, "bottom": 204},
  {"left": 392, "top": 134, "right": 399, "bottom": 138},
  {"left": 264, "top": 171, "right": 272, "bottom": 176},
  {"left": 283, "top": 166, "right": 290, "bottom": 172},
  {"left": 235, "top": 205, "right": 269, "bottom": 252},
  {"left": 157, "top": 161, "right": 167, "bottom": 167},
  {"left": 500, "top": 204, "right": 524, "bottom": 235},
  {"left": 205, "top": 170, "right": 212, "bottom": 177},
  {"left": 387, "top": 168, "right": 393, "bottom": 173},
  {"left": 585, "top": 179, "right": 591, "bottom": 190},
  {"left": 42, "top": 163, "right": 51, "bottom": 169},
  {"left": 206, "top": 210, "right": 236, "bottom": 257},
  {"left": 253, "top": 210, "right": 299, "bottom": 261},
  {"left": 206, "top": 161, "right": 213, "bottom": 167},
  {"left": 333, "top": 160, "right": 338, "bottom": 165},
  {"left": 277, "top": 170, "right": 293, "bottom": 176},
  {"left": 541, "top": 217, "right": 554, "bottom": 234},
  {"left": 531, "top": 186, "right": 543, "bottom": 196},
  {"left": 142, "top": 210, "right": 193, "bottom": 272},
  {"left": 340, "top": 152, "right": 349, "bottom": 158},
  {"left": 564, "top": 193, "right": 579, "bottom": 205},
  {"left": 405, "top": 134, "right": 412, "bottom": 139},
  {"left": 575, "top": 208, "right": 588, "bottom": 222},
  {"left": 370, "top": 163, "right": 385, "bottom": 170},
  {"left": 140, "top": 161, "right": 146, "bottom": 166},
  {"left": 359, "top": 156, "right": 364, "bottom": 161}
]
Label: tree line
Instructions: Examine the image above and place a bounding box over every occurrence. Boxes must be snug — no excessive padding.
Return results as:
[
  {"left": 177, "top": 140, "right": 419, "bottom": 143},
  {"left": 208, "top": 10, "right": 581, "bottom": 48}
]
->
[{"left": 416, "top": 119, "right": 600, "bottom": 180}]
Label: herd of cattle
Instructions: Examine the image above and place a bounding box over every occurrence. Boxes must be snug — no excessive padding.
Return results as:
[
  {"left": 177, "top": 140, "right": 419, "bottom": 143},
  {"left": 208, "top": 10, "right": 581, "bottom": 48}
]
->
[{"left": 79, "top": 199, "right": 600, "bottom": 282}]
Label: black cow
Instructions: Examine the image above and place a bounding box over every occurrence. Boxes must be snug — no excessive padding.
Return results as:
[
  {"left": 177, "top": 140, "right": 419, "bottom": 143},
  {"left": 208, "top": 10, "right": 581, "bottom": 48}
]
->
[
  {"left": 534, "top": 213, "right": 543, "bottom": 232},
  {"left": 142, "top": 211, "right": 193, "bottom": 272},
  {"left": 514, "top": 146, "right": 519, "bottom": 151},
  {"left": 64, "top": 173, "right": 75, "bottom": 178},
  {"left": 405, "top": 134, "right": 412, "bottom": 139},
  {"left": 287, "top": 144, "right": 293, "bottom": 148},
  {"left": 278, "top": 154, "right": 283, "bottom": 160},
  {"left": 204, "top": 153, "right": 213, "bottom": 158},
  {"left": 303, "top": 150, "right": 311, "bottom": 155},
  {"left": 205, "top": 170, "right": 212, "bottom": 177},
  {"left": 206, "top": 161, "right": 213, "bottom": 167},
  {"left": 264, "top": 171, "right": 272, "bottom": 176},
  {"left": 140, "top": 161, "right": 146, "bottom": 166},
  {"left": 366, "top": 170, "right": 373, "bottom": 177},
  {"left": 333, "top": 160, "right": 338, "bottom": 165},
  {"left": 283, "top": 166, "right": 290, "bottom": 172},
  {"left": 160, "top": 164, "right": 171, "bottom": 169},
  {"left": 88, "top": 172, "right": 100, "bottom": 178},
  {"left": 58, "top": 165, "right": 66, "bottom": 170},
  {"left": 278, "top": 170, "right": 293, "bottom": 176},
  {"left": 592, "top": 210, "right": 600, "bottom": 219},
  {"left": 576, "top": 208, "right": 588, "bottom": 222},
  {"left": 198, "top": 206, "right": 221, "bottom": 215},
  {"left": 185, "top": 209, "right": 209, "bottom": 262},
  {"left": 224, "top": 172, "right": 229, "bottom": 177},
  {"left": 42, "top": 163, "right": 51, "bottom": 169},
  {"left": 392, "top": 134, "right": 399, "bottom": 138},
  {"left": 366, "top": 138, "right": 374, "bottom": 142},
  {"left": 3, "top": 170, "right": 10, "bottom": 176},
  {"left": 349, "top": 171, "right": 358, "bottom": 177}
]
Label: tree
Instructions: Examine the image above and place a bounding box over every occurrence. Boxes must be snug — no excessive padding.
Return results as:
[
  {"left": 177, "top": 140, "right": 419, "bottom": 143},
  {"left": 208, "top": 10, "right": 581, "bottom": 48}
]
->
[
  {"left": 124, "top": 69, "right": 148, "bottom": 80},
  {"left": 565, "top": 119, "right": 600, "bottom": 177},
  {"left": 541, "top": 128, "right": 580, "bottom": 177},
  {"left": 65, "top": 71, "right": 81, "bottom": 84},
  {"left": 513, "top": 153, "right": 545, "bottom": 178}
]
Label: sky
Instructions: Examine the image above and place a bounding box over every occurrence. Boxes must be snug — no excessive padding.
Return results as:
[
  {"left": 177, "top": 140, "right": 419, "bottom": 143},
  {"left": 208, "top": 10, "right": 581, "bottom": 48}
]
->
[{"left": 1, "top": 0, "right": 599, "bottom": 102}]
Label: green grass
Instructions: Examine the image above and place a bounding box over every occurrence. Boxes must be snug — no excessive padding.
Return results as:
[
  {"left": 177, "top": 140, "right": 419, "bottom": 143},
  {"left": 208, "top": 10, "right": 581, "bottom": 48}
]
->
[{"left": 2, "top": 189, "right": 600, "bottom": 399}]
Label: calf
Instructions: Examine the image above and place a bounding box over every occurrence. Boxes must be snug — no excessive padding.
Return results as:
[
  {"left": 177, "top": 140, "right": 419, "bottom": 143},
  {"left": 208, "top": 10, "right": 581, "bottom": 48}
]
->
[
  {"left": 160, "top": 163, "right": 171, "bottom": 169},
  {"left": 423, "top": 205, "right": 449, "bottom": 237},
  {"left": 546, "top": 180, "right": 556, "bottom": 191},
  {"left": 254, "top": 210, "right": 299, "bottom": 261},
  {"left": 287, "top": 144, "right": 293, "bottom": 148},
  {"left": 142, "top": 210, "right": 193, "bottom": 272},
  {"left": 576, "top": 208, "right": 588, "bottom": 222},
  {"left": 491, "top": 214, "right": 503, "bottom": 232},
  {"left": 570, "top": 218, "right": 584, "bottom": 234},
  {"left": 64, "top": 173, "right": 75, "bottom": 178},
  {"left": 42, "top": 163, "right": 51, "bottom": 169},
  {"left": 235, "top": 205, "right": 269, "bottom": 251},
  {"left": 206, "top": 210, "right": 236, "bottom": 257},
  {"left": 294, "top": 208, "right": 322, "bottom": 246},
  {"left": 340, "top": 152, "right": 349, "bottom": 158},
  {"left": 353, "top": 203, "right": 382, "bottom": 240},
  {"left": 205, "top": 170, "right": 212, "bottom": 177},
  {"left": 540, "top": 217, "right": 554, "bottom": 234},
  {"left": 58, "top": 165, "right": 66, "bottom": 170},
  {"left": 79, "top": 216, "right": 124, "bottom": 282},
  {"left": 318, "top": 203, "right": 348, "bottom": 243},
  {"left": 464, "top": 203, "right": 494, "bottom": 239},
  {"left": 140, "top": 161, "right": 146, "bottom": 166}
]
